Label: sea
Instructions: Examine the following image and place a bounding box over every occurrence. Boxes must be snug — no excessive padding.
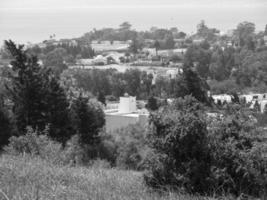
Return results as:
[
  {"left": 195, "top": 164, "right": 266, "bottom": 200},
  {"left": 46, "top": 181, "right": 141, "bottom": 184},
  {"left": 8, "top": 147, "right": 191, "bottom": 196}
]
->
[{"left": 0, "top": 4, "right": 266, "bottom": 45}]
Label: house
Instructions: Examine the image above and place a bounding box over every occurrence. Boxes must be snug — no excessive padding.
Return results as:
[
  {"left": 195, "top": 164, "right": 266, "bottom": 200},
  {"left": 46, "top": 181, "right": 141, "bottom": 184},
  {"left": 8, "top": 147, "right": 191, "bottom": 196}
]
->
[
  {"left": 105, "top": 94, "right": 149, "bottom": 132},
  {"left": 212, "top": 94, "right": 232, "bottom": 104},
  {"left": 145, "top": 48, "right": 187, "bottom": 58},
  {"left": 59, "top": 39, "right": 78, "bottom": 47},
  {"left": 174, "top": 38, "right": 186, "bottom": 48},
  {"left": 90, "top": 40, "right": 131, "bottom": 52},
  {"left": 192, "top": 38, "right": 205, "bottom": 44}
]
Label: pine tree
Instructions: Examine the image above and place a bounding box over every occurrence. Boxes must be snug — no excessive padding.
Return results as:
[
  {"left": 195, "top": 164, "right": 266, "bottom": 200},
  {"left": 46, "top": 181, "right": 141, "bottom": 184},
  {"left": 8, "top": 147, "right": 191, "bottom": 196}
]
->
[
  {"left": 5, "top": 40, "right": 48, "bottom": 133},
  {"left": 45, "top": 75, "right": 72, "bottom": 143},
  {"left": 5, "top": 40, "right": 72, "bottom": 143}
]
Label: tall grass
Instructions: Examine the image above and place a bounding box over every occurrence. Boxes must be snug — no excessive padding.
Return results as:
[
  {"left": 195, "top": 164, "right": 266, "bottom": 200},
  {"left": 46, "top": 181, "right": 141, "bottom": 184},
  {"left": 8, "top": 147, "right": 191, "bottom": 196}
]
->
[{"left": 0, "top": 154, "right": 211, "bottom": 200}]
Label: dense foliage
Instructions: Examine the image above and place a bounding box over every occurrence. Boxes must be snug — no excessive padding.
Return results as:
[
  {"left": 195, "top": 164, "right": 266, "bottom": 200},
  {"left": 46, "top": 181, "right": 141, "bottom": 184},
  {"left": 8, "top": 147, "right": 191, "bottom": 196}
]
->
[
  {"left": 70, "top": 95, "right": 105, "bottom": 146},
  {"left": 144, "top": 96, "right": 212, "bottom": 193},
  {"left": 144, "top": 96, "right": 267, "bottom": 198}
]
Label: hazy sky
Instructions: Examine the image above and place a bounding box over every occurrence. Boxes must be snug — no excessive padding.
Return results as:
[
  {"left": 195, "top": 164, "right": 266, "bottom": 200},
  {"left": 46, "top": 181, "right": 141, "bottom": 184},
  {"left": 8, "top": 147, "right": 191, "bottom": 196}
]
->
[{"left": 0, "top": 0, "right": 266, "bottom": 44}]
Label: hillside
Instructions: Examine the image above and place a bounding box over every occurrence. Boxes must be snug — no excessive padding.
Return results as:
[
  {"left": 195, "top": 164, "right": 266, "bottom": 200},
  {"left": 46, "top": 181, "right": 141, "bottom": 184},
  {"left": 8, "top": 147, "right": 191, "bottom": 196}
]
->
[{"left": 0, "top": 154, "right": 209, "bottom": 200}]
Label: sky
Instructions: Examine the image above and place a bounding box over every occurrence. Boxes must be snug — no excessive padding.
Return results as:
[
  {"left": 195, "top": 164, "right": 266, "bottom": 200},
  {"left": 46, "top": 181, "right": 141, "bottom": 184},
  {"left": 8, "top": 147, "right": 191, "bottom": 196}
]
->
[{"left": 0, "top": 0, "right": 266, "bottom": 45}]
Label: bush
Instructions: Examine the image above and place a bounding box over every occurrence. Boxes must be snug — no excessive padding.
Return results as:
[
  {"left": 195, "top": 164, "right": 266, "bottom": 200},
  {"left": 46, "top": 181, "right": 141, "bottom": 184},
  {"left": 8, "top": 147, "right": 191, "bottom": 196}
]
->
[
  {"left": 97, "top": 134, "right": 118, "bottom": 165},
  {"left": 4, "top": 126, "right": 66, "bottom": 165},
  {"left": 208, "top": 105, "right": 267, "bottom": 197},
  {"left": 116, "top": 142, "right": 142, "bottom": 170},
  {"left": 144, "top": 96, "right": 212, "bottom": 193},
  {"left": 113, "top": 123, "right": 148, "bottom": 170},
  {"left": 144, "top": 98, "right": 267, "bottom": 198},
  {"left": 4, "top": 127, "right": 116, "bottom": 167}
]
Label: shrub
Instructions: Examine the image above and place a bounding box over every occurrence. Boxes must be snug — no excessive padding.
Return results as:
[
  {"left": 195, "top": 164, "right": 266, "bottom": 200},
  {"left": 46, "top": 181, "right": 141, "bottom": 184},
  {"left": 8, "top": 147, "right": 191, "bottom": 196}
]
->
[
  {"left": 97, "top": 134, "right": 118, "bottom": 165},
  {"left": 116, "top": 142, "right": 142, "bottom": 170},
  {"left": 63, "top": 132, "right": 118, "bottom": 166},
  {"left": 208, "top": 105, "right": 267, "bottom": 197},
  {"left": 113, "top": 123, "right": 148, "bottom": 170},
  {"left": 144, "top": 97, "right": 267, "bottom": 198},
  {"left": 4, "top": 126, "right": 65, "bottom": 164},
  {"left": 144, "top": 96, "right": 212, "bottom": 194}
]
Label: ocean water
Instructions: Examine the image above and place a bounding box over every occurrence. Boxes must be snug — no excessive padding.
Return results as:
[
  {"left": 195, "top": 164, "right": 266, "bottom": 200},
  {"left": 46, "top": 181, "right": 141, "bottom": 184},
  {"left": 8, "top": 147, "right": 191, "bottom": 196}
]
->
[{"left": 0, "top": 4, "right": 266, "bottom": 45}]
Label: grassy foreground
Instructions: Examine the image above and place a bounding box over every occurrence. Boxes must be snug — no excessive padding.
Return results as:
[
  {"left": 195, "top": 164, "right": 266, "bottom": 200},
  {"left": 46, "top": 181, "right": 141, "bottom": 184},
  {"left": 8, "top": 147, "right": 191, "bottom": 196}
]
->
[{"left": 0, "top": 154, "right": 212, "bottom": 200}]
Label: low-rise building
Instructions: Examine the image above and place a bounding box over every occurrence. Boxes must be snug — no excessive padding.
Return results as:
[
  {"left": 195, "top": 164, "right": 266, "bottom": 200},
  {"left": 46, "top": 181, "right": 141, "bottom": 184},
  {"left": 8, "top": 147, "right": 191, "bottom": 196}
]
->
[
  {"left": 91, "top": 40, "right": 131, "bottom": 52},
  {"left": 105, "top": 94, "right": 149, "bottom": 132}
]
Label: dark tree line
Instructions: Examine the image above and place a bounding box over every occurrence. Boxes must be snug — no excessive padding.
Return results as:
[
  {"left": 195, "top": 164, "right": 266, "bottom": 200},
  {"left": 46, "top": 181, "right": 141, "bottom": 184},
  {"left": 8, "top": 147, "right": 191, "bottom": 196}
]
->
[{"left": 0, "top": 41, "right": 104, "bottom": 149}]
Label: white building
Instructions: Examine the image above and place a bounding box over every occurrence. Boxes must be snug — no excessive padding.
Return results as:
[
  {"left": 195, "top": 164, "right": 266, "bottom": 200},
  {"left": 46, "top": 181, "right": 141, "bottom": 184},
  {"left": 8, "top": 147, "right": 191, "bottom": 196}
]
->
[
  {"left": 105, "top": 94, "right": 149, "bottom": 132},
  {"left": 212, "top": 94, "right": 232, "bottom": 103},
  {"left": 118, "top": 95, "right": 137, "bottom": 114}
]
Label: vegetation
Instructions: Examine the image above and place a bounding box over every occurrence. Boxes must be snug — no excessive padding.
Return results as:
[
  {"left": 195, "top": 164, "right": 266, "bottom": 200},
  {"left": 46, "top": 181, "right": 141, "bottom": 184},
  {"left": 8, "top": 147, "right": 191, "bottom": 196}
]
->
[
  {"left": 144, "top": 96, "right": 212, "bottom": 194},
  {"left": 144, "top": 96, "right": 267, "bottom": 198},
  {"left": 5, "top": 40, "right": 73, "bottom": 143},
  {"left": 0, "top": 154, "right": 209, "bottom": 200},
  {"left": 70, "top": 95, "right": 105, "bottom": 146},
  {"left": 1, "top": 20, "right": 267, "bottom": 199}
]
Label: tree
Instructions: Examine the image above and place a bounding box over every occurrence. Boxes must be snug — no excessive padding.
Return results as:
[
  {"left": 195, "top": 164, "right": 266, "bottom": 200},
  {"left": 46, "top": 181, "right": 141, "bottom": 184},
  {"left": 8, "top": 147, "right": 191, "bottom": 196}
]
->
[
  {"left": 129, "top": 36, "right": 143, "bottom": 56},
  {"left": 124, "top": 69, "right": 141, "bottom": 97},
  {"left": 43, "top": 47, "right": 68, "bottom": 75},
  {"left": 184, "top": 44, "right": 211, "bottom": 78},
  {"left": 174, "top": 67, "right": 210, "bottom": 104},
  {"left": 0, "top": 106, "right": 12, "bottom": 150},
  {"left": 119, "top": 22, "right": 132, "bottom": 31},
  {"left": 5, "top": 40, "right": 49, "bottom": 133},
  {"left": 45, "top": 75, "right": 72, "bottom": 143},
  {"left": 196, "top": 20, "right": 218, "bottom": 41},
  {"left": 144, "top": 96, "right": 212, "bottom": 193},
  {"left": 209, "top": 46, "right": 235, "bottom": 81},
  {"left": 146, "top": 96, "right": 158, "bottom": 111},
  {"left": 208, "top": 105, "right": 267, "bottom": 197},
  {"left": 163, "top": 33, "right": 175, "bottom": 49},
  {"left": 254, "top": 100, "right": 261, "bottom": 112},
  {"left": 5, "top": 40, "right": 72, "bottom": 143},
  {"left": 177, "top": 31, "right": 186, "bottom": 38},
  {"left": 197, "top": 20, "right": 208, "bottom": 37},
  {"left": 70, "top": 95, "right": 105, "bottom": 145},
  {"left": 97, "top": 91, "right": 106, "bottom": 106},
  {"left": 153, "top": 40, "right": 160, "bottom": 56},
  {"left": 235, "top": 21, "right": 255, "bottom": 49}
]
